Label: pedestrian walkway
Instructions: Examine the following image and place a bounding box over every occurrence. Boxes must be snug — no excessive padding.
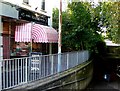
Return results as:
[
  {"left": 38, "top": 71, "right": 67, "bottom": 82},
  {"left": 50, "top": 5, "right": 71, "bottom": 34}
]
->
[{"left": 84, "top": 77, "right": 120, "bottom": 91}]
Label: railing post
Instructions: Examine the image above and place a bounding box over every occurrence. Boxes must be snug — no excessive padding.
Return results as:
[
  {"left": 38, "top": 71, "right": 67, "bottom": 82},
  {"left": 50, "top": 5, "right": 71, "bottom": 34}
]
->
[{"left": 58, "top": 53, "right": 61, "bottom": 72}]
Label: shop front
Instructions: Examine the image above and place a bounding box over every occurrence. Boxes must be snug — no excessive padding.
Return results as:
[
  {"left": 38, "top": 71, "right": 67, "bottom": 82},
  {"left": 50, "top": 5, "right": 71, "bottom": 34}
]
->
[
  {"left": 10, "top": 22, "right": 58, "bottom": 58},
  {"left": 9, "top": 8, "right": 58, "bottom": 58},
  {"left": 1, "top": 3, "right": 58, "bottom": 59}
]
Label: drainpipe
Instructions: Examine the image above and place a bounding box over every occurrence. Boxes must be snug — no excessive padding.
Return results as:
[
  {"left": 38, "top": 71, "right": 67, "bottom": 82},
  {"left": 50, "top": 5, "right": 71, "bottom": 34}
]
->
[
  {"left": 0, "top": 16, "right": 3, "bottom": 91},
  {"left": 58, "top": 0, "right": 62, "bottom": 72}
]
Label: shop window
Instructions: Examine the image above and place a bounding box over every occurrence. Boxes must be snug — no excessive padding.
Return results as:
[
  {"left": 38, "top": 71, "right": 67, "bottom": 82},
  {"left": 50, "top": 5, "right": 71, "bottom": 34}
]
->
[
  {"left": 23, "top": 0, "right": 29, "bottom": 4},
  {"left": 41, "top": 0, "right": 45, "bottom": 10},
  {"left": 3, "top": 22, "right": 10, "bottom": 35}
]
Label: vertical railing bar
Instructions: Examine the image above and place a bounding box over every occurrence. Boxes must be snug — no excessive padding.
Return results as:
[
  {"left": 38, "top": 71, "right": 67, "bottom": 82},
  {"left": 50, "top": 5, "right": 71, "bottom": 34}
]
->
[
  {"left": 24, "top": 58, "right": 26, "bottom": 81},
  {"left": 65, "top": 54, "right": 67, "bottom": 70},
  {"left": 43, "top": 56, "right": 46, "bottom": 77},
  {"left": 39, "top": 57, "right": 41, "bottom": 79},
  {"left": 61, "top": 54, "right": 63, "bottom": 71},
  {"left": 21, "top": 59, "right": 23, "bottom": 83},
  {"left": 25, "top": 58, "right": 28, "bottom": 83},
  {"left": 31, "top": 57, "right": 33, "bottom": 81},
  {"left": 36, "top": 57, "right": 39, "bottom": 79},
  {"left": 6, "top": 60, "right": 8, "bottom": 88},
  {"left": 23, "top": 58, "right": 25, "bottom": 82},
  {"left": 38, "top": 56, "right": 40, "bottom": 79},
  {"left": 13, "top": 59, "right": 15, "bottom": 86},
  {"left": 45, "top": 56, "right": 47, "bottom": 76},
  {"left": 77, "top": 52, "right": 78, "bottom": 65},
  {"left": 51, "top": 55, "right": 53, "bottom": 75},
  {"left": 12, "top": 59, "right": 14, "bottom": 86},
  {"left": 15, "top": 59, "right": 17, "bottom": 85},
  {"left": 33, "top": 57, "right": 35, "bottom": 80},
  {"left": 46, "top": 56, "right": 48, "bottom": 76},
  {"left": 55, "top": 55, "right": 57, "bottom": 74},
  {"left": 3, "top": 61, "right": 5, "bottom": 89},
  {"left": 34, "top": 57, "right": 36, "bottom": 80},
  {"left": 36, "top": 57, "right": 38, "bottom": 79},
  {"left": 78, "top": 52, "right": 80, "bottom": 63},
  {"left": 18, "top": 59, "right": 19, "bottom": 84},
  {"left": 33, "top": 57, "right": 35, "bottom": 81},
  {"left": 35, "top": 57, "right": 37, "bottom": 80},
  {"left": 65, "top": 54, "right": 66, "bottom": 70},
  {"left": 45, "top": 57, "right": 47, "bottom": 76},
  {"left": 9, "top": 60, "right": 11, "bottom": 87},
  {"left": 83, "top": 51, "right": 85, "bottom": 61},
  {"left": 30, "top": 57, "right": 32, "bottom": 81},
  {"left": 48, "top": 56, "right": 49, "bottom": 75},
  {"left": 28, "top": 57, "right": 30, "bottom": 82},
  {"left": 67, "top": 53, "right": 69, "bottom": 69},
  {"left": 63, "top": 54, "right": 66, "bottom": 70},
  {"left": 83, "top": 51, "right": 84, "bottom": 62}
]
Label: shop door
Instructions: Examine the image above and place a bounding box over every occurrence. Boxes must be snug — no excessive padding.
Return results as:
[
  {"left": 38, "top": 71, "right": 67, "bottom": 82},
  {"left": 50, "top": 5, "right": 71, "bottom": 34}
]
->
[{"left": 3, "top": 34, "right": 10, "bottom": 59}]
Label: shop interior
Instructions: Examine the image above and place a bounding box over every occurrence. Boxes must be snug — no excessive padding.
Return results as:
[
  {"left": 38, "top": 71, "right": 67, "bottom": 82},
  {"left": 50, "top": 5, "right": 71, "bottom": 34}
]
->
[{"left": 2, "top": 16, "right": 58, "bottom": 59}]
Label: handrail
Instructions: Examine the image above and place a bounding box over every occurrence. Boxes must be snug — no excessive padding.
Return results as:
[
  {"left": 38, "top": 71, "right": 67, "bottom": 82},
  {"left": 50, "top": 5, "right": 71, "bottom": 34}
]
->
[{"left": 0, "top": 50, "right": 89, "bottom": 90}]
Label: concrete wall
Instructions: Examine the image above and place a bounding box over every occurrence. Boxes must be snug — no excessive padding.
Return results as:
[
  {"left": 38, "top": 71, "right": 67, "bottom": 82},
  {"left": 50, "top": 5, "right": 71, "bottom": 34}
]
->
[
  {"left": 37, "top": 61, "right": 93, "bottom": 90},
  {"left": 8, "top": 60, "right": 93, "bottom": 91}
]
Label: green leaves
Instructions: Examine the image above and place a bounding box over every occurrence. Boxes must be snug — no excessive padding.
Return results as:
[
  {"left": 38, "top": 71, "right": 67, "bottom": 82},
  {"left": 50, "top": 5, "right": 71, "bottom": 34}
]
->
[
  {"left": 53, "top": 2, "right": 109, "bottom": 51},
  {"left": 99, "top": 2, "right": 119, "bottom": 43}
]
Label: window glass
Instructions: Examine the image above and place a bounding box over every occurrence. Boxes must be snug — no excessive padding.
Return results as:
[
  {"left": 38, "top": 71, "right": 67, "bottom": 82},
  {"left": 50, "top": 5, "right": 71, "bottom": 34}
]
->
[
  {"left": 23, "top": 0, "right": 29, "bottom": 4},
  {"left": 41, "top": 0, "right": 45, "bottom": 10}
]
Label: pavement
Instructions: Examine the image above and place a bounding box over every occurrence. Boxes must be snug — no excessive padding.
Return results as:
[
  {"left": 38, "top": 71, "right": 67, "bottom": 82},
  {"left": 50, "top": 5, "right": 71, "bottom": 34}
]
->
[{"left": 84, "top": 77, "right": 120, "bottom": 91}]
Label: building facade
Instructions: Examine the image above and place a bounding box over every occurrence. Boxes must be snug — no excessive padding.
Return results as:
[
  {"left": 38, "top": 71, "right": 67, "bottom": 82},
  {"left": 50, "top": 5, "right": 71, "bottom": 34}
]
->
[{"left": 0, "top": 0, "right": 58, "bottom": 60}]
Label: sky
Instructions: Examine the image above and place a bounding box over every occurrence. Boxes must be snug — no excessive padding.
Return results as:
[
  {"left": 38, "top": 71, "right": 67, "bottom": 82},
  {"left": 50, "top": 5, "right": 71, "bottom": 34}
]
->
[
  {"left": 52, "top": 0, "right": 99, "bottom": 11},
  {"left": 52, "top": 0, "right": 68, "bottom": 11}
]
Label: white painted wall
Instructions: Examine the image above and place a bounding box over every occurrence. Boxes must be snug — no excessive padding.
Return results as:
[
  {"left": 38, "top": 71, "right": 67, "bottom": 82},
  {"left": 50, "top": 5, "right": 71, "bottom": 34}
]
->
[
  {"left": 45, "top": 0, "right": 53, "bottom": 27},
  {"left": 1, "top": 0, "right": 53, "bottom": 26},
  {"left": 0, "top": 2, "right": 18, "bottom": 19}
]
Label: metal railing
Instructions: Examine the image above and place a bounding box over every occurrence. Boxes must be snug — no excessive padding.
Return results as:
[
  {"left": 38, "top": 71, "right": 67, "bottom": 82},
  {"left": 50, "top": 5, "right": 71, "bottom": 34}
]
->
[{"left": 0, "top": 50, "right": 89, "bottom": 90}]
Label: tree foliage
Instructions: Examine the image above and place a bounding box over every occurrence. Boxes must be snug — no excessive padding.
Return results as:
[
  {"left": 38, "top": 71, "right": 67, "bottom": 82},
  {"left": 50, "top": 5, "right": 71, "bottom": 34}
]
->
[
  {"left": 98, "top": 2, "right": 120, "bottom": 43},
  {"left": 52, "top": 2, "right": 120, "bottom": 53}
]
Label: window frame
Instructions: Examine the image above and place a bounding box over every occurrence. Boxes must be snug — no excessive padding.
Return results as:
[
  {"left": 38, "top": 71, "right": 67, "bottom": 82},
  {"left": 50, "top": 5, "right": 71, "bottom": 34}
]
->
[
  {"left": 23, "top": 0, "right": 29, "bottom": 5},
  {"left": 41, "top": 0, "right": 45, "bottom": 10}
]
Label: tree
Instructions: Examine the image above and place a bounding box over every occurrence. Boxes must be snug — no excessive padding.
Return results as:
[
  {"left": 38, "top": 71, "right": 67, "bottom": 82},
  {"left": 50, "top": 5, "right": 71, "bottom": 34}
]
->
[
  {"left": 52, "top": 8, "right": 59, "bottom": 30},
  {"left": 52, "top": 2, "right": 104, "bottom": 53},
  {"left": 99, "top": 2, "right": 120, "bottom": 43}
]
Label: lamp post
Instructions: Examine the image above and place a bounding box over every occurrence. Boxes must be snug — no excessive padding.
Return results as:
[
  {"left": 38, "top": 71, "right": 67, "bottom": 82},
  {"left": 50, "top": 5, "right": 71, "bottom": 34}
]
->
[
  {"left": 58, "top": 0, "right": 62, "bottom": 72},
  {"left": 58, "top": 0, "right": 62, "bottom": 54}
]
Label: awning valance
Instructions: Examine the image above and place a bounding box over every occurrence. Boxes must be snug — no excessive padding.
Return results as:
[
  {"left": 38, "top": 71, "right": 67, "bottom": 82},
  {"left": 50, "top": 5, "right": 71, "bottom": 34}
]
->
[{"left": 15, "top": 23, "right": 58, "bottom": 43}]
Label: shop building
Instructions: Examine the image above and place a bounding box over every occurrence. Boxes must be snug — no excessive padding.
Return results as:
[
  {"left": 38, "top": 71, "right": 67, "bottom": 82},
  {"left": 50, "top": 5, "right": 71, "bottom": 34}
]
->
[{"left": 0, "top": 0, "right": 58, "bottom": 60}]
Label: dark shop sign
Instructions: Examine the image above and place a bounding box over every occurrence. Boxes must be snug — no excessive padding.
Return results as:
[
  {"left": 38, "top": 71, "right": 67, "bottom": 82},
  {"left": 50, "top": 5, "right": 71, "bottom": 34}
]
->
[{"left": 18, "top": 9, "right": 48, "bottom": 25}]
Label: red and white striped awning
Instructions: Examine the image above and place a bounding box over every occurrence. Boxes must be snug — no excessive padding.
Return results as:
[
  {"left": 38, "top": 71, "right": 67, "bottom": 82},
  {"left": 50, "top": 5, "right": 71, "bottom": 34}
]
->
[
  {"left": 15, "top": 23, "right": 58, "bottom": 43},
  {"left": 15, "top": 23, "right": 32, "bottom": 42}
]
